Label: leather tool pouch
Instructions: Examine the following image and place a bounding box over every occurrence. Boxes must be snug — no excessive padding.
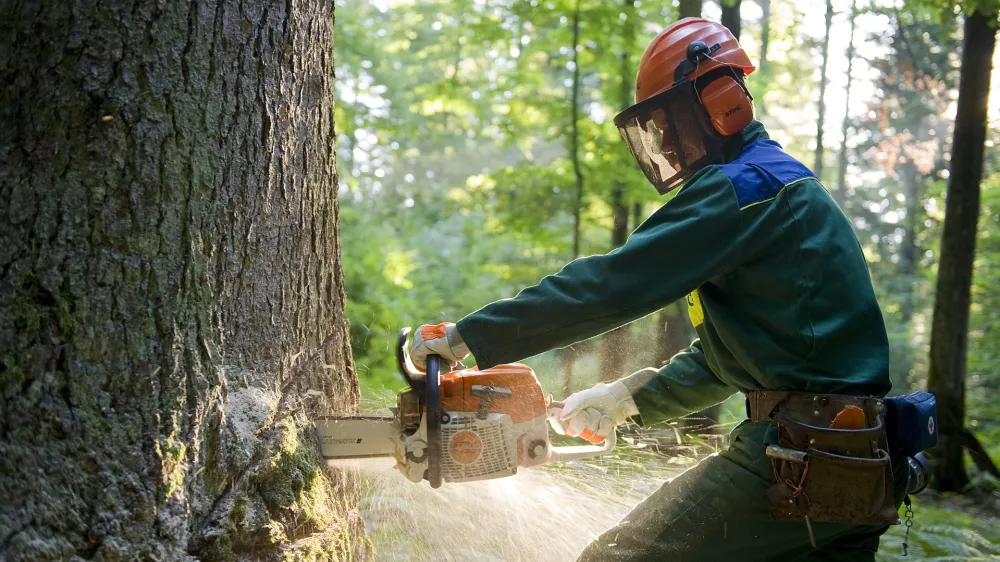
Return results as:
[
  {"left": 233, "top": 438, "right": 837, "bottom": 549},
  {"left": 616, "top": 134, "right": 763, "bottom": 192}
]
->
[{"left": 762, "top": 393, "right": 899, "bottom": 527}]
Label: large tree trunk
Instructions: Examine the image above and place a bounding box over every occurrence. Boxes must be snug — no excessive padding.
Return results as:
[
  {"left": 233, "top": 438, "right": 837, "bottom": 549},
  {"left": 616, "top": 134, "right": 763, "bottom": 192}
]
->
[
  {"left": 926, "top": 6, "right": 998, "bottom": 493},
  {"left": 0, "top": 1, "right": 367, "bottom": 560},
  {"left": 813, "top": 0, "right": 834, "bottom": 179},
  {"left": 721, "top": 0, "right": 741, "bottom": 40}
]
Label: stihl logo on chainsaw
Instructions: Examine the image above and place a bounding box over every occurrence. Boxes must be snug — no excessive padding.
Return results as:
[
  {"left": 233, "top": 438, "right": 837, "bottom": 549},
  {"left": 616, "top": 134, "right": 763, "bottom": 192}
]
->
[
  {"left": 449, "top": 431, "right": 483, "bottom": 464},
  {"left": 324, "top": 437, "right": 363, "bottom": 444}
]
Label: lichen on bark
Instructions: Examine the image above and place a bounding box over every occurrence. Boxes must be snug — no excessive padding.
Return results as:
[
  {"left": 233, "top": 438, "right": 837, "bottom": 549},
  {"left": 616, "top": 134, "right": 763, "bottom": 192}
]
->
[{"left": 0, "top": 0, "right": 367, "bottom": 559}]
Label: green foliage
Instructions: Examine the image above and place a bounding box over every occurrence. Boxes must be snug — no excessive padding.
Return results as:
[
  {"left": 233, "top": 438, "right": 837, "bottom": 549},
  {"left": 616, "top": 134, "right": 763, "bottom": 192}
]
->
[
  {"left": 967, "top": 171, "right": 1000, "bottom": 459},
  {"left": 878, "top": 496, "right": 1000, "bottom": 561},
  {"left": 334, "top": 2, "right": 1000, "bottom": 557}
]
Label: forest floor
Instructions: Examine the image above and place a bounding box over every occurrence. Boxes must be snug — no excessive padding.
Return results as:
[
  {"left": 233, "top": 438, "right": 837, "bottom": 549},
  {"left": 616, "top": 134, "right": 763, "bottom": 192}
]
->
[
  {"left": 352, "top": 382, "right": 1000, "bottom": 560},
  {"left": 878, "top": 489, "right": 1000, "bottom": 561},
  {"left": 352, "top": 438, "right": 1000, "bottom": 561}
]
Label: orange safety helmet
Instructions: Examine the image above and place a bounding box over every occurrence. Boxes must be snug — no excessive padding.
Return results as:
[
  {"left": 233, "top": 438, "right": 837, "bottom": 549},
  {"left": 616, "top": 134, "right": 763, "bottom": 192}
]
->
[{"left": 615, "top": 18, "right": 756, "bottom": 194}]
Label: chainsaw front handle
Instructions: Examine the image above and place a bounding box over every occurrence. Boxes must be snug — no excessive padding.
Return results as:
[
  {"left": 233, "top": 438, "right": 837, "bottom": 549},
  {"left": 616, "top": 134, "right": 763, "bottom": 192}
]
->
[
  {"left": 547, "top": 428, "right": 617, "bottom": 463},
  {"left": 545, "top": 400, "right": 618, "bottom": 462}
]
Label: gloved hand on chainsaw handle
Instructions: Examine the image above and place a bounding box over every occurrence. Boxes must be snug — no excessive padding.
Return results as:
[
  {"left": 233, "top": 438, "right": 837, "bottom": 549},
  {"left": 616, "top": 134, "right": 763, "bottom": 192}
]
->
[
  {"left": 410, "top": 322, "right": 470, "bottom": 371},
  {"left": 550, "top": 381, "right": 639, "bottom": 444}
]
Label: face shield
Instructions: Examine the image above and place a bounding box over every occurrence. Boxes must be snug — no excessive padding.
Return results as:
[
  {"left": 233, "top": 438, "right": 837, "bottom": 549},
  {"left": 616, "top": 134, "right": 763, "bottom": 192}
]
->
[{"left": 614, "top": 79, "right": 725, "bottom": 195}]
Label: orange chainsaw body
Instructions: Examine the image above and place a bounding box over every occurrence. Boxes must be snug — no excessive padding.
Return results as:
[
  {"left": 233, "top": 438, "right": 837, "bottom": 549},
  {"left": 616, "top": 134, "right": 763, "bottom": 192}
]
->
[
  {"left": 439, "top": 364, "right": 548, "bottom": 425},
  {"left": 438, "top": 363, "right": 551, "bottom": 469},
  {"left": 316, "top": 329, "right": 616, "bottom": 487}
]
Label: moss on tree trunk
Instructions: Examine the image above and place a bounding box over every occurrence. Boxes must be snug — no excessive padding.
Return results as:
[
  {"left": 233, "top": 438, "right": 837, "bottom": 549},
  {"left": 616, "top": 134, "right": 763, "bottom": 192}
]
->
[{"left": 0, "top": 0, "right": 368, "bottom": 559}]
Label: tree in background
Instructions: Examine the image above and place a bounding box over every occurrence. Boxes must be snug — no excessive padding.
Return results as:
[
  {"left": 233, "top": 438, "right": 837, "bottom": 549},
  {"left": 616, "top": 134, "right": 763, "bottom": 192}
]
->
[
  {"left": 755, "top": 0, "right": 771, "bottom": 115},
  {"left": 563, "top": 0, "right": 587, "bottom": 393},
  {"left": 652, "top": 0, "right": 702, "bottom": 386},
  {"left": 599, "top": 0, "right": 640, "bottom": 382},
  {"left": 0, "top": 1, "right": 365, "bottom": 559},
  {"left": 814, "top": 0, "right": 835, "bottom": 178},
  {"left": 855, "top": 3, "right": 961, "bottom": 393},
  {"left": 722, "top": 0, "right": 742, "bottom": 38},
  {"left": 927, "top": 0, "right": 1000, "bottom": 491},
  {"left": 834, "top": 0, "right": 859, "bottom": 209},
  {"left": 678, "top": 0, "right": 739, "bottom": 435}
]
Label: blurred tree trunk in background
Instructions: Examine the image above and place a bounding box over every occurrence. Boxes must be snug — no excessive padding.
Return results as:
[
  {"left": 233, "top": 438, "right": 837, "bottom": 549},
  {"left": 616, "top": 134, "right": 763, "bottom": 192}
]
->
[
  {"left": 600, "top": 0, "right": 637, "bottom": 382},
  {"left": 721, "top": 0, "right": 742, "bottom": 39},
  {"left": 682, "top": 0, "right": 746, "bottom": 434},
  {"left": 0, "top": 1, "right": 367, "bottom": 560},
  {"left": 755, "top": 0, "right": 771, "bottom": 115},
  {"left": 570, "top": 0, "right": 584, "bottom": 261},
  {"left": 564, "top": 0, "right": 585, "bottom": 394},
  {"left": 834, "top": 0, "right": 858, "bottom": 209},
  {"left": 927, "top": 4, "right": 998, "bottom": 492},
  {"left": 813, "top": 0, "right": 834, "bottom": 179},
  {"left": 653, "top": 0, "right": 700, "bottom": 369},
  {"left": 899, "top": 167, "right": 922, "bottom": 325},
  {"left": 679, "top": 0, "right": 703, "bottom": 19}
]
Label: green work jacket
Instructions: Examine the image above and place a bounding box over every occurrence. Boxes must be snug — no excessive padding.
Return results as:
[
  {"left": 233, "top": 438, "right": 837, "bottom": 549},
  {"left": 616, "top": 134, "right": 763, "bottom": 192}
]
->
[{"left": 456, "top": 121, "right": 891, "bottom": 427}]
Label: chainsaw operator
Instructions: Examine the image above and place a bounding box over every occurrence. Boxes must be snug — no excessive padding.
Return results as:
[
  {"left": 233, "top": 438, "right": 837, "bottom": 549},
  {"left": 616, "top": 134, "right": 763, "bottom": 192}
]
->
[{"left": 409, "top": 18, "right": 908, "bottom": 561}]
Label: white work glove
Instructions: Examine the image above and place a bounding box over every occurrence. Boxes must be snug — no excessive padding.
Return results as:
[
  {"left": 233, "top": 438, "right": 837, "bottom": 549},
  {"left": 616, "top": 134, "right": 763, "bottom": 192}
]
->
[
  {"left": 409, "top": 322, "right": 470, "bottom": 371},
  {"left": 550, "top": 381, "right": 639, "bottom": 444}
]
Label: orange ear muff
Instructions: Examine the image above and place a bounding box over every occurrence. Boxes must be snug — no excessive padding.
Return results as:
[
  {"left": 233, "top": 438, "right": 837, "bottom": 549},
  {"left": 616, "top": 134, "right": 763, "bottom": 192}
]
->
[{"left": 699, "top": 76, "right": 753, "bottom": 136}]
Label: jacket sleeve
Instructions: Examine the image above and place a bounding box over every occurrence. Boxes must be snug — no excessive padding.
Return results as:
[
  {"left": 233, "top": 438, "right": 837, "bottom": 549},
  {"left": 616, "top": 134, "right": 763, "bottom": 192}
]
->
[
  {"left": 619, "top": 339, "right": 735, "bottom": 426},
  {"left": 457, "top": 166, "right": 749, "bottom": 369}
]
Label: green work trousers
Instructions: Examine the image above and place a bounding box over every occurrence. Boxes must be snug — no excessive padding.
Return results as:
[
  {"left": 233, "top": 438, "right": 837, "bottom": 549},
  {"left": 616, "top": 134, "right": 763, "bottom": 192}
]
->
[{"left": 577, "top": 421, "right": 908, "bottom": 562}]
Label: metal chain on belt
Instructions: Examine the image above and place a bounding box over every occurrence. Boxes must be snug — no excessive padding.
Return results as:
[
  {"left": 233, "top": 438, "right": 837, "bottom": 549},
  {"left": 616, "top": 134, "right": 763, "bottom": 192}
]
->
[{"left": 901, "top": 496, "right": 914, "bottom": 556}]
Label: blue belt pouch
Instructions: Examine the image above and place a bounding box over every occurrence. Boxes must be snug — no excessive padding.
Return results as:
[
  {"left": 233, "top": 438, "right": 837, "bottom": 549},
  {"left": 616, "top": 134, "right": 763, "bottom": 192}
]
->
[{"left": 885, "top": 391, "right": 938, "bottom": 456}]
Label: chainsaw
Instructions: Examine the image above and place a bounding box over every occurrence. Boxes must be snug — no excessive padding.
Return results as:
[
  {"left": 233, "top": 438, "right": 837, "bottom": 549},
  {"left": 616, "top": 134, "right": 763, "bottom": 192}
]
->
[{"left": 315, "top": 328, "right": 616, "bottom": 487}]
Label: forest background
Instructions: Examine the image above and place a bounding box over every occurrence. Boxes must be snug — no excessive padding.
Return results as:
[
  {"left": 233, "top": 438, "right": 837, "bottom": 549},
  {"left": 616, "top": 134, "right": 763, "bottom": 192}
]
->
[{"left": 335, "top": 0, "right": 1000, "bottom": 558}]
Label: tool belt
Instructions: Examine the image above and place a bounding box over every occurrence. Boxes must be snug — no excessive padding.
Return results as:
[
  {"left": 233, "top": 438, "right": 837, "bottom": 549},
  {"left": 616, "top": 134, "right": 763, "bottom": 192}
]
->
[{"left": 746, "top": 391, "right": 899, "bottom": 528}]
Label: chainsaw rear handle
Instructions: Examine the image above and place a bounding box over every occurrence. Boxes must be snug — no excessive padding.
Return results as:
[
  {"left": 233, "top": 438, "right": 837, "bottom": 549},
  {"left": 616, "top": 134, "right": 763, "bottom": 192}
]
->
[{"left": 545, "top": 401, "right": 618, "bottom": 462}]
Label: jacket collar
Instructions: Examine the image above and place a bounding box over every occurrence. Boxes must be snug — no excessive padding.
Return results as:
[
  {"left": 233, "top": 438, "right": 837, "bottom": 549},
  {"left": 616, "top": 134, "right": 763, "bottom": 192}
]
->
[{"left": 720, "top": 120, "right": 769, "bottom": 164}]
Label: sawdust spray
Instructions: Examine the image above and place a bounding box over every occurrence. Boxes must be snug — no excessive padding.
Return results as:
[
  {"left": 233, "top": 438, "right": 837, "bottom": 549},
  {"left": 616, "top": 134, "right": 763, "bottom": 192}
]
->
[{"left": 343, "top": 452, "right": 688, "bottom": 561}]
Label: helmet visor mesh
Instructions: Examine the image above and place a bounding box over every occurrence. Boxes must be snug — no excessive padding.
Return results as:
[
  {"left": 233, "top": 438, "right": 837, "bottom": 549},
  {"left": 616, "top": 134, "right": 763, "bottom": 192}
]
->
[{"left": 615, "top": 84, "right": 714, "bottom": 195}]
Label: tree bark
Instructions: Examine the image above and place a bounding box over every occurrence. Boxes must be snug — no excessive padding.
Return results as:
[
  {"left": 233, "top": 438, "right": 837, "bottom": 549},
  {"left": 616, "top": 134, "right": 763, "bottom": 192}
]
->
[
  {"left": 813, "top": 0, "right": 834, "bottom": 179},
  {"left": 926, "top": 5, "right": 998, "bottom": 493},
  {"left": 721, "top": 0, "right": 741, "bottom": 40},
  {"left": 0, "top": 1, "right": 366, "bottom": 560},
  {"left": 834, "top": 0, "right": 857, "bottom": 209}
]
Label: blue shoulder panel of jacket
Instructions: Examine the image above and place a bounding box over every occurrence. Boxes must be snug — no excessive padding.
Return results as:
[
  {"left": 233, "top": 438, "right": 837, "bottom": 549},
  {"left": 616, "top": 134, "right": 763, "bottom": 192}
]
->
[{"left": 717, "top": 140, "right": 816, "bottom": 209}]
